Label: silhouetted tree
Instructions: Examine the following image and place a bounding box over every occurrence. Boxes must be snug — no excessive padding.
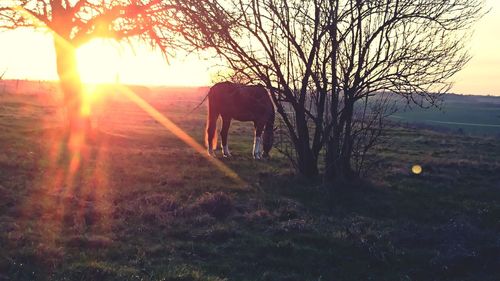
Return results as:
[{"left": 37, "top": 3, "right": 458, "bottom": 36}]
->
[
  {"left": 169, "top": 0, "right": 485, "bottom": 184},
  {"left": 0, "top": 0, "right": 174, "bottom": 135},
  {"left": 322, "top": 0, "right": 485, "bottom": 183},
  {"left": 171, "top": 0, "right": 332, "bottom": 177}
]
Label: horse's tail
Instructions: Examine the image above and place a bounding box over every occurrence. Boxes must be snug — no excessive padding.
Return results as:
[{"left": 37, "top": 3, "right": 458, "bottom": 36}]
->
[
  {"left": 263, "top": 109, "right": 275, "bottom": 156},
  {"left": 187, "top": 91, "right": 210, "bottom": 116},
  {"left": 205, "top": 90, "right": 218, "bottom": 150}
]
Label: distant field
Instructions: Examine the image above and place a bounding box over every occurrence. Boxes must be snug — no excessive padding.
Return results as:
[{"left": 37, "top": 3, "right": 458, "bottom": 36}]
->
[
  {"left": 0, "top": 81, "right": 499, "bottom": 281},
  {"left": 391, "top": 94, "right": 500, "bottom": 136}
]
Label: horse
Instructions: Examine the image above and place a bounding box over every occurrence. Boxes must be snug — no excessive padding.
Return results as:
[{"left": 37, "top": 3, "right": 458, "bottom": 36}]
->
[{"left": 205, "top": 81, "right": 275, "bottom": 159}]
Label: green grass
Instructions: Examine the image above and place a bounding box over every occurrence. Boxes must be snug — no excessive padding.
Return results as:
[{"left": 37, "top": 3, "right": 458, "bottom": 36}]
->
[{"left": 0, "top": 81, "right": 499, "bottom": 280}]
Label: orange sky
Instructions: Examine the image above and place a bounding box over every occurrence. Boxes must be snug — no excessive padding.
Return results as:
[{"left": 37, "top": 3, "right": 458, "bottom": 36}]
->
[
  {"left": 0, "top": 29, "right": 213, "bottom": 86},
  {"left": 0, "top": 1, "right": 499, "bottom": 95}
]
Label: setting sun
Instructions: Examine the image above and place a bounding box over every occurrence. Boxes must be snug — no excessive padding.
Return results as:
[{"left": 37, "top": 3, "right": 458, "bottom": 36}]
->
[
  {"left": 76, "top": 40, "right": 121, "bottom": 84},
  {"left": 75, "top": 39, "right": 213, "bottom": 86},
  {"left": 0, "top": 31, "right": 213, "bottom": 87}
]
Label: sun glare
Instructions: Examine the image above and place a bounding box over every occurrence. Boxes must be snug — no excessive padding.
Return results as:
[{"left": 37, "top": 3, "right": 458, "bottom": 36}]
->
[
  {"left": 75, "top": 39, "right": 213, "bottom": 86},
  {"left": 76, "top": 40, "right": 121, "bottom": 84}
]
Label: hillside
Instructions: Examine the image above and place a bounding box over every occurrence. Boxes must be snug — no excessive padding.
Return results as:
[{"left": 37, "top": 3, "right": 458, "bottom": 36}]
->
[{"left": 391, "top": 93, "right": 500, "bottom": 136}]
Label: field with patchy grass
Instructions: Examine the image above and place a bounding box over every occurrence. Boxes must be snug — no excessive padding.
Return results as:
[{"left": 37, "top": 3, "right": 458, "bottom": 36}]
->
[{"left": 0, "top": 80, "right": 499, "bottom": 281}]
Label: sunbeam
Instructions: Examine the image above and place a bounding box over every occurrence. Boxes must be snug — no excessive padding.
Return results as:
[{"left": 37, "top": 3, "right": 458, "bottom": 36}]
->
[
  {"left": 12, "top": 4, "right": 244, "bottom": 186},
  {"left": 118, "top": 85, "right": 245, "bottom": 186}
]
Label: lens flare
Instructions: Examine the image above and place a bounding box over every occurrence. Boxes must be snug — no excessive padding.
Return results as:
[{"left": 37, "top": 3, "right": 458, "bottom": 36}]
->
[{"left": 412, "top": 164, "right": 422, "bottom": 175}]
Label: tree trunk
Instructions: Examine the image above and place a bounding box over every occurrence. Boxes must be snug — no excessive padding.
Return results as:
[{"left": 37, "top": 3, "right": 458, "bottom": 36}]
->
[
  {"left": 295, "top": 108, "right": 319, "bottom": 178},
  {"left": 297, "top": 141, "right": 319, "bottom": 178},
  {"left": 323, "top": 2, "right": 341, "bottom": 185},
  {"left": 53, "top": 36, "right": 91, "bottom": 135},
  {"left": 324, "top": 99, "right": 355, "bottom": 184},
  {"left": 339, "top": 99, "right": 355, "bottom": 179}
]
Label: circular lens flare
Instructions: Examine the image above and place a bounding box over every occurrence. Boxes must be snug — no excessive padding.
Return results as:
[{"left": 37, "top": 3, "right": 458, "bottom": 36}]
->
[{"left": 412, "top": 165, "right": 423, "bottom": 175}]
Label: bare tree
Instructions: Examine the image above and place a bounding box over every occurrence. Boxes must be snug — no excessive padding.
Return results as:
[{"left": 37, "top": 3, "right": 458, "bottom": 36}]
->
[
  {"left": 170, "top": 0, "right": 485, "bottom": 184},
  {"left": 323, "top": 0, "right": 485, "bottom": 182},
  {"left": 170, "top": 0, "right": 331, "bottom": 178},
  {"left": 0, "top": 0, "right": 175, "bottom": 135}
]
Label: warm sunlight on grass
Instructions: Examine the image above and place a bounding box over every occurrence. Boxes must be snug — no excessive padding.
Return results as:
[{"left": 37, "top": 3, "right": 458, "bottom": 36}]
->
[{"left": 117, "top": 85, "right": 246, "bottom": 187}]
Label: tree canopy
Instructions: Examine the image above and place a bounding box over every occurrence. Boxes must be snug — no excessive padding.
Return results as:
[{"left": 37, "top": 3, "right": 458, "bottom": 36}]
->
[{"left": 0, "top": 1, "right": 178, "bottom": 49}]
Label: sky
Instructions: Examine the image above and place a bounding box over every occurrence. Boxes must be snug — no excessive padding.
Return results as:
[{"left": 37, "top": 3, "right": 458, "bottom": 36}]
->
[
  {"left": 0, "top": 30, "right": 213, "bottom": 87},
  {"left": 452, "top": 0, "right": 500, "bottom": 96},
  {"left": 0, "top": 1, "right": 499, "bottom": 94}
]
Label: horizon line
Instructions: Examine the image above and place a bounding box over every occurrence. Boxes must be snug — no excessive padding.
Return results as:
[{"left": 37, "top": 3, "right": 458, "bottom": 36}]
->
[{"left": 0, "top": 78, "right": 497, "bottom": 97}]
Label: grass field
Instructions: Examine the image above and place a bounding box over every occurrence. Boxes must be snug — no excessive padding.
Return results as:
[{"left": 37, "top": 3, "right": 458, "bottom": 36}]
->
[
  {"left": 0, "top": 81, "right": 499, "bottom": 281},
  {"left": 391, "top": 94, "right": 500, "bottom": 136}
]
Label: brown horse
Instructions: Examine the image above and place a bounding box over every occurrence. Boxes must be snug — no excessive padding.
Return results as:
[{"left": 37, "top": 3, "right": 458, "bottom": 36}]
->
[{"left": 205, "top": 81, "right": 275, "bottom": 159}]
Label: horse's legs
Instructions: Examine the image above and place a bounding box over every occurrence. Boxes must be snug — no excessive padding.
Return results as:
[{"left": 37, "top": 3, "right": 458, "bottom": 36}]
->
[
  {"left": 253, "top": 122, "right": 265, "bottom": 159},
  {"left": 206, "top": 111, "right": 219, "bottom": 157},
  {"left": 220, "top": 117, "right": 232, "bottom": 157}
]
